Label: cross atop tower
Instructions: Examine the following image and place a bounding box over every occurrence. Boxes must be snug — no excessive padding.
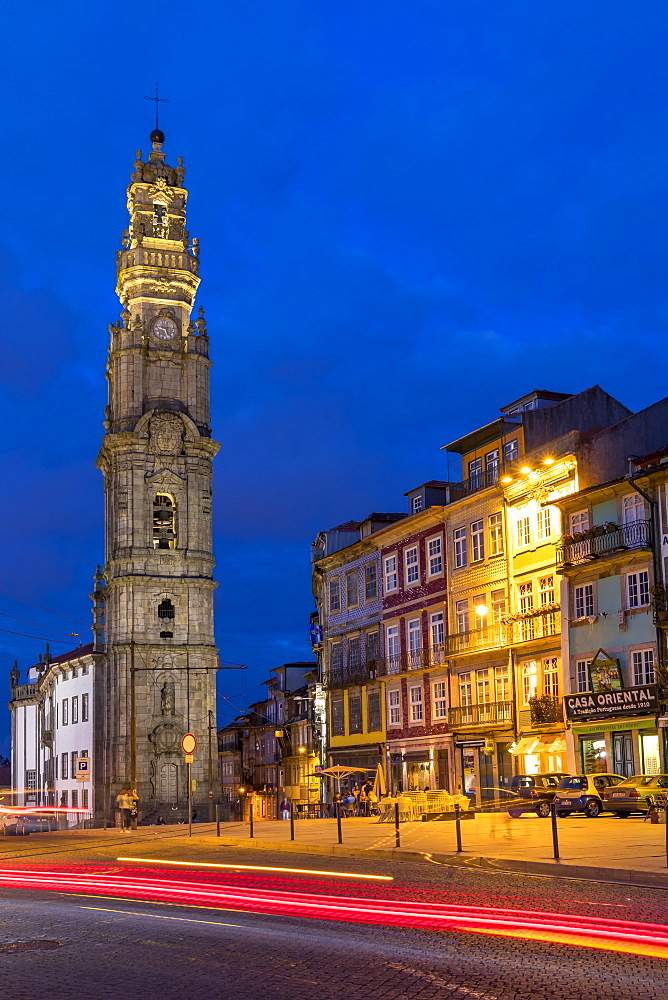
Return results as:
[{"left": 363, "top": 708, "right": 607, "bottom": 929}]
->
[{"left": 144, "top": 82, "right": 169, "bottom": 131}]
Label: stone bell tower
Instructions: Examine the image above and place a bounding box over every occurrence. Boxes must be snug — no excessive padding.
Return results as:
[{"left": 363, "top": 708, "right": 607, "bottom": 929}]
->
[{"left": 95, "top": 127, "right": 220, "bottom": 822}]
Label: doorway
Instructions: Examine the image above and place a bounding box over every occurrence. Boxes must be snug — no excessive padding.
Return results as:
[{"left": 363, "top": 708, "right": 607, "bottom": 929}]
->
[{"left": 613, "top": 732, "right": 634, "bottom": 777}]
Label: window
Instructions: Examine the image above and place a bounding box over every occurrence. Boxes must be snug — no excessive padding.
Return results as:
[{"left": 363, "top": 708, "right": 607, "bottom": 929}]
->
[
  {"left": 456, "top": 599, "right": 469, "bottom": 633},
  {"left": 71, "top": 696, "right": 79, "bottom": 724},
  {"left": 61, "top": 753, "right": 68, "bottom": 780},
  {"left": 430, "top": 612, "right": 444, "bottom": 650},
  {"left": 388, "top": 689, "right": 401, "bottom": 726},
  {"left": 82, "top": 663, "right": 88, "bottom": 675},
  {"left": 71, "top": 751, "right": 77, "bottom": 777},
  {"left": 82, "top": 693, "right": 89, "bottom": 722},
  {"left": 432, "top": 680, "right": 447, "bottom": 719},
  {"left": 409, "top": 686, "right": 423, "bottom": 722},
  {"left": 540, "top": 575, "right": 555, "bottom": 606},
  {"left": 491, "top": 589, "right": 506, "bottom": 621},
  {"left": 536, "top": 507, "right": 552, "bottom": 541},
  {"left": 459, "top": 672, "right": 472, "bottom": 706},
  {"left": 473, "top": 594, "right": 488, "bottom": 629},
  {"left": 348, "top": 636, "right": 361, "bottom": 668},
  {"left": 522, "top": 661, "right": 538, "bottom": 704},
  {"left": 486, "top": 449, "right": 499, "bottom": 485},
  {"left": 405, "top": 546, "right": 419, "bottom": 585},
  {"left": 504, "top": 439, "right": 518, "bottom": 463},
  {"left": 468, "top": 457, "right": 482, "bottom": 489},
  {"left": 62, "top": 699, "right": 69, "bottom": 725},
  {"left": 574, "top": 583, "right": 594, "bottom": 618},
  {"left": 331, "top": 698, "right": 344, "bottom": 735},
  {"left": 384, "top": 555, "right": 397, "bottom": 592},
  {"left": 386, "top": 626, "right": 400, "bottom": 673},
  {"left": 471, "top": 520, "right": 485, "bottom": 562},
  {"left": 330, "top": 643, "right": 343, "bottom": 678},
  {"left": 488, "top": 512, "right": 503, "bottom": 556},
  {"left": 476, "top": 668, "right": 491, "bottom": 704},
  {"left": 364, "top": 563, "right": 377, "bottom": 601},
  {"left": 516, "top": 513, "right": 531, "bottom": 548},
  {"left": 412, "top": 494, "right": 424, "bottom": 513},
  {"left": 348, "top": 694, "right": 362, "bottom": 733},
  {"left": 454, "top": 527, "right": 467, "bottom": 568},
  {"left": 153, "top": 493, "right": 177, "bottom": 549},
  {"left": 366, "top": 631, "right": 380, "bottom": 662},
  {"left": 346, "top": 571, "right": 358, "bottom": 607},
  {"left": 632, "top": 649, "right": 656, "bottom": 685},
  {"left": 576, "top": 659, "right": 591, "bottom": 692},
  {"left": 407, "top": 619, "right": 422, "bottom": 668},
  {"left": 83, "top": 789, "right": 89, "bottom": 809},
  {"left": 427, "top": 536, "right": 443, "bottom": 576},
  {"left": 367, "top": 692, "right": 381, "bottom": 732},
  {"left": 329, "top": 577, "right": 341, "bottom": 612},
  {"left": 627, "top": 570, "right": 650, "bottom": 609},
  {"left": 623, "top": 494, "right": 646, "bottom": 524},
  {"left": 26, "top": 770, "right": 37, "bottom": 792},
  {"left": 61, "top": 790, "right": 68, "bottom": 808},
  {"left": 544, "top": 657, "right": 559, "bottom": 697},
  {"left": 570, "top": 509, "right": 590, "bottom": 534},
  {"left": 495, "top": 666, "right": 509, "bottom": 702},
  {"left": 70, "top": 789, "right": 78, "bottom": 809},
  {"left": 519, "top": 581, "right": 534, "bottom": 614}
]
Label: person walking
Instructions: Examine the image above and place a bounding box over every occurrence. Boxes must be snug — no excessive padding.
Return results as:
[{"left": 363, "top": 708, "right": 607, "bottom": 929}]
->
[
  {"left": 116, "top": 788, "right": 134, "bottom": 832},
  {"left": 279, "top": 798, "right": 290, "bottom": 820}
]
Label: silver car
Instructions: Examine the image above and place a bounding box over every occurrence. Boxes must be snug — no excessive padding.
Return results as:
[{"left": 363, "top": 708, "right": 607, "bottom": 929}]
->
[
  {"left": 553, "top": 773, "right": 625, "bottom": 818},
  {"left": 603, "top": 774, "right": 668, "bottom": 816}
]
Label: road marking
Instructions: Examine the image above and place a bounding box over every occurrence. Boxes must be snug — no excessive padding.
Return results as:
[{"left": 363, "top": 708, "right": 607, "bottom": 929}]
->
[
  {"left": 79, "top": 906, "right": 241, "bottom": 928},
  {"left": 117, "top": 856, "right": 393, "bottom": 880}
]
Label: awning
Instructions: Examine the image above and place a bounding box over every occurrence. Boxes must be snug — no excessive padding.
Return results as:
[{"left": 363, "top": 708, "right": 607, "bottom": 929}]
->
[
  {"left": 543, "top": 738, "right": 567, "bottom": 755},
  {"left": 509, "top": 737, "right": 542, "bottom": 755}
]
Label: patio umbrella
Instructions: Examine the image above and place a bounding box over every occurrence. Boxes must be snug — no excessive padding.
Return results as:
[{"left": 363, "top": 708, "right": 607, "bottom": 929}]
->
[
  {"left": 314, "top": 765, "right": 370, "bottom": 794},
  {"left": 372, "top": 762, "right": 386, "bottom": 799}
]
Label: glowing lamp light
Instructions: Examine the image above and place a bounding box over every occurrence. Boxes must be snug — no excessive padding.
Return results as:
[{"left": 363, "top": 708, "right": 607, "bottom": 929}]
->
[
  {"left": 475, "top": 605, "right": 489, "bottom": 617},
  {"left": 238, "top": 786, "right": 246, "bottom": 794},
  {"left": 501, "top": 476, "right": 513, "bottom": 483},
  {"left": 520, "top": 466, "right": 532, "bottom": 475},
  {"left": 543, "top": 457, "right": 555, "bottom": 465},
  {"left": 297, "top": 746, "right": 307, "bottom": 754}
]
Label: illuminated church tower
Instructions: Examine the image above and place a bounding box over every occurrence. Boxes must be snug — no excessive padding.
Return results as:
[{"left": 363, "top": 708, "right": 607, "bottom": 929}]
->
[{"left": 95, "top": 127, "right": 219, "bottom": 821}]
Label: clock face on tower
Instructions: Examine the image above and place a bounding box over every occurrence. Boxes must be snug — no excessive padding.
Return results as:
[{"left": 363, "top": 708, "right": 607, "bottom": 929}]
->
[{"left": 153, "top": 317, "right": 178, "bottom": 341}]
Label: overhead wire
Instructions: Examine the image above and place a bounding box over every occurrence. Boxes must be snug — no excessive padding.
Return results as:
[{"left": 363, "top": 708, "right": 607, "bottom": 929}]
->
[
  {"left": 0, "top": 610, "right": 80, "bottom": 638},
  {"left": 0, "top": 587, "right": 88, "bottom": 627}
]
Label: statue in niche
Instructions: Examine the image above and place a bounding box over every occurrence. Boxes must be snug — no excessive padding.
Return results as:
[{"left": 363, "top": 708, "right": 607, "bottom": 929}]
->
[
  {"left": 150, "top": 413, "right": 184, "bottom": 456},
  {"left": 160, "top": 680, "right": 176, "bottom": 716}
]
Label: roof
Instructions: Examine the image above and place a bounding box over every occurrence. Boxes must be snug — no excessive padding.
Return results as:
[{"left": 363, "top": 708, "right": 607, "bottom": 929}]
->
[
  {"left": 403, "top": 480, "right": 460, "bottom": 496},
  {"left": 42, "top": 643, "right": 95, "bottom": 667},
  {"left": 443, "top": 417, "right": 522, "bottom": 455},
  {"left": 331, "top": 520, "right": 361, "bottom": 532},
  {"left": 500, "top": 389, "right": 572, "bottom": 413}
]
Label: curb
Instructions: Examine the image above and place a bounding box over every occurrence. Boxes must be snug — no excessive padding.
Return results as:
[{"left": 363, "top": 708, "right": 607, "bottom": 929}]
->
[{"left": 206, "top": 834, "right": 668, "bottom": 888}]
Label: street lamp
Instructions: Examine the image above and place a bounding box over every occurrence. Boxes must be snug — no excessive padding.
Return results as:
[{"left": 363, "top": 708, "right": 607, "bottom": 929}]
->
[{"left": 475, "top": 605, "right": 488, "bottom": 618}]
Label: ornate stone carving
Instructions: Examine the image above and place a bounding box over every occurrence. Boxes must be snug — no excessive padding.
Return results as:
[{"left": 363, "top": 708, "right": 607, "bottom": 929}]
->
[
  {"left": 150, "top": 413, "right": 184, "bottom": 456},
  {"left": 149, "top": 723, "right": 181, "bottom": 753},
  {"left": 160, "top": 680, "right": 176, "bottom": 716}
]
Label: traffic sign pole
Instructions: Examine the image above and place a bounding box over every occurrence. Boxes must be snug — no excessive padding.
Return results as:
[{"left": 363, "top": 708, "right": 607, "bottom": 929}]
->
[
  {"left": 188, "top": 760, "right": 192, "bottom": 838},
  {"left": 181, "top": 734, "right": 197, "bottom": 837}
]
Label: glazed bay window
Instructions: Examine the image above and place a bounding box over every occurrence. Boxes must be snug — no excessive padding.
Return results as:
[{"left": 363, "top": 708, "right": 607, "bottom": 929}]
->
[
  {"left": 405, "top": 546, "right": 419, "bottom": 585},
  {"left": 516, "top": 513, "right": 531, "bottom": 548},
  {"left": 348, "top": 694, "right": 362, "bottom": 733},
  {"left": 329, "top": 577, "right": 341, "bottom": 612},
  {"left": 367, "top": 692, "right": 381, "bottom": 732},
  {"left": 632, "top": 649, "right": 656, "bottom": 685},
  {"left": 576, "top": 658, "right": 591, "bottom": 692},
  {"left": 386, "top": 626, "right": 400, "bottom": 673},
  {"left": 488, "top": 512, "right": 503, "bottom": 555},
  {"left": 574, "top": 583, "right": 594, "bottom": 618},
  {"left": 543, "top": 657, "right": 559, "bottom": 697},
  {"left": 454, "top": 527, "right": 467, "bottom": 568},
  {"left": 627, "top": 570, "right": 650, "bottom": 608},
  {"left": 432, "top": 680, "right": 448, "bottom": 719},
  {"left": 409, "top": 685, "right": 424, "bottom": 722},
  {"left": 346, "top": 570, "right": 359, "bottom": 608},
  {"left": 471, "top": 519, "right": 485, "bottom": 562},
  {"left": 331, "top": 697, "right": 344, "bottom": 736},
  {"left": 428, "top": 536, "right": 443, "bottom": 576},
  {"left": 504, "top": 438, "right": 518, "bottom": 463},
  {"left": 456, "top": 599, "right": 469, "bottom": 634},
  {"left": 384, "top": 555, "right": 398, "bottom": 592},
  {"left": 522, "top": 660, "right": 538, "bottom": 704},
  {"left": 364, "top": 562, "right": 378, "bottom": 601},
  {"left": 388, "top": 689, "right": 401, "bottom": 726}
]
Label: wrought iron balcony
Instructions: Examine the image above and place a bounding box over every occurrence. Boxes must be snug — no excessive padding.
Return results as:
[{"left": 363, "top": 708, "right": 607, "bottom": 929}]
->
[
  {"left": 445, "top": 624, "right": 506, "bottom": 655},
  {"left": 462, "top": 468, "right": 501, "bottom": 494},
  {"left": 447, "top": 608, "right": 560, "bottom": 653},
  {"left": 529, "top": 695, "right": 563, "bottom": 726},
  {"left": 557, "top": 520, "right": 652, "bottom": 569},
  {"left": 449, "top": 700, "right": 514, "bottom": 728},
  {"left": 327, "top": 658, "right": 386, "bottom": 688}
]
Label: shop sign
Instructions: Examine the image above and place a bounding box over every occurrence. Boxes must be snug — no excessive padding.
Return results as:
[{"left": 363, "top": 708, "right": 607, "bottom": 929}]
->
[
  {"left": 564, "top": 684, "right": 659, "bottom": 721},
  {"left": 588, "top": 649, "right": 623, "bottom": 693},
  {"left": 455, "top": 739, "right": 486, "bottom": 748}
]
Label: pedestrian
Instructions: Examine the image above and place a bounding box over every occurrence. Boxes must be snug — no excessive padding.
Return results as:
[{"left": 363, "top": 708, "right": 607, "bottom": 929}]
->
[
  {"left": 116, "top": 788, "right": 134, "bottom": 832},
  {"left": 156, "top": 815, "right": 166, "bottom": 826},
  {"left": 279, "top": 798, "right": 290, "bottom": 820},
  {"left": 191, "top": 808, "right": 198, "bottom": 823}
]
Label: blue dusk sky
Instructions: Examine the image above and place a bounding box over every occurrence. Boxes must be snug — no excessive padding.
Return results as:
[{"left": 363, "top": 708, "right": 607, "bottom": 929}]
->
[{"left": 1, "top": 2, "right": 667, "bottom": 751}]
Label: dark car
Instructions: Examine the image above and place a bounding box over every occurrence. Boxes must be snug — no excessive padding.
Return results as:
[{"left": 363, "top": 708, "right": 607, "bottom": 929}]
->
[
  {"left": 19, "top": 814, "right": 57, "bottom": 833},
  {"left": 507, "top": 773, "right": 570, "bottom": 818},
  {"left": 602, "top": 774, "right": 668, "bottom": 816},
  {"left": 553, "top": 773, "right": 625, "bottom": 817}
]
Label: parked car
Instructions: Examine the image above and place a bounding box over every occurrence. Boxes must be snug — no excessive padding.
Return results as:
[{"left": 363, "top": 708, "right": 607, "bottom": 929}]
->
[
  {"left": 19, "top": 813, "right": 57, "bottom": 833},
  {"left": 0, "top": 812, "right": 30, "bottom": 836},
  {"left": 507, "top": 773, "right": 570, "bottom": 818},
  {"left": 553, "top": 773, "right": 625, "bottom": 817},
  {"left": 602, "top": 774, "right": 668, "bottom": 816}
]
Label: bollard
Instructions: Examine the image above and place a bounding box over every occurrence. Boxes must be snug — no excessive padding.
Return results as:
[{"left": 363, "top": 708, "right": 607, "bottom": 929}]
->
[
  {"left": 290, "top": 807, "right": 295, "bottom": 842},
  {"left": 665, "top": 803, "right": 668, "bottom": 869},
  {"left": 394, "top": 801, "right": 401, "bottom": 848},
  {"left": 454, "top": 803, "right": 463, "bottom": 853},
  {"left": 550, "top": 801, "right": 560, "bottom": 861},
  {"left": 249, "top": 802, "right": 254, "bottom": 839},
  {"left": 215, "top": 803, "right": 220, "bottom": 837},
  {"left": 336, "top": 802, "right": 343, "bottom": 844}
]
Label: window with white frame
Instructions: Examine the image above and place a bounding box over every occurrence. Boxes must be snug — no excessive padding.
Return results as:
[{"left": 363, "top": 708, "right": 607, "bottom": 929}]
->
[
  {"left": 386, "top": 626, "right": 400, "bottom": 673},
  {"left": 536, "top": 507, "right": 552, "bottom": 541},
  {"left": 26, "top": 770, "right": 37, "bottom": 792},
  {"left": 491, "top": 589, "right": 506, "bottom": 621},
  {"left": 504, "top": 439, "right": 518, "bottom": 463},
  {"left": 576, "top": 659, "right": 591, "bottom": 692},
  {"left": 388, "top": 689, "right": 401, "bottom": 726},
  {"left": 366, "top": 630, "right": 380, "bottom": 662},
  {"left": 384, "top": 555, "right": 398, "bottom": 592},
  {"left": 82, "top": 693, "right": 89, "bottom": 722},
  {"left": 495, "top": 666, "right": 509, "bottom": 702},
  {"left": 623, "top": 493, "right": 646, "bottom": 524},
  {"left": 454, "top": 527, "right": 467, "bottom": 568},
  {"left": 428, "top": 536, "right": 443, "bottom": 576},
  {"left": 62, "top": 698, "right": 69, "bottom": 725},
  {"left": 632, "top": 648, "right": 656, "bottom": 685},
  {"left": 570, "top": 509, "right": 590, "bottom": 533},
  {"left": 331, "top": 698, "right": 344, "bottom": 735},
  {"left": 61, "top": 752, "right": 68, "bottom": 779},
  {"left": 459, "top": 672, "right": 472, "bottom": 706},
  {"left": 486, "top": 449, "right": 499, "bottom": 484},
  {"left": 540, "top": 575, "right": 555, "bottom": 606},
  {"left": 407, "top": 619, "right": 422, "bottom": 667},
  {"left": 488, "top": 512, "right": 504, "bottom": 556},
  {"left": 456, "top": 599, "right": 469, "bottom": 633},
  {"left": 409, "top": 685, "right": 423, "bottom": 722},
  {"left": 329, "top": 577, "right": 341, "bottom": 612},
  {"left": 516, "top": 513, "right": 531, "bottom": 548},
  {"left": 522, "top": 661, "right": 538, "bottom": 704},
  {"left": 331, "top": 643, "right": 343, "bottom": 675},
  {"left": 71, "top": 696, "right": 79, "bottom": 724},
  {"left": 476, "top": 668, "right": 491, "bottom": 704},
  {"left": 348, "top": 636, "right": 361, "bottom": 668},
  {"left": 627, "top": 570, "right": 650, "bottom": 608},
  {"left": 430, "top": 612, "right": 444, "bottom": 650},
  {"left": 574, "top": 583, "right": 594, "bottom": 618},
  {"left": 412, "top": 494, "right": 424, "bottom": 514},
  {"left": 346, "top": 570, "right": 358, "bottom": 607},
  {"left": 468, "top": 457, "right": 483, "bottom": 489},
  {"left": 543, "top": 657, "right": 559, "bottom": 697},
  {"left": 473, "top": 594, "right": 488, "bottom": 628},
  {"left": 432, "top": 680, "right": 447, "bottom": 719},
  {"left": 471, "top": 519, "right": 485, "bottom": 562},
  {"left": 364, "top": 563, "right": 378, "bottom": 601},
  {"left": 519, "top": 581, "right": 534, "bottom": 613},
  {"left": 405, "top": 546, "right": 419, "bottom": 585}
]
